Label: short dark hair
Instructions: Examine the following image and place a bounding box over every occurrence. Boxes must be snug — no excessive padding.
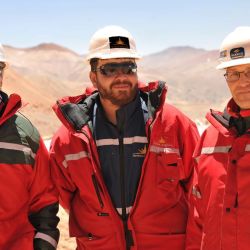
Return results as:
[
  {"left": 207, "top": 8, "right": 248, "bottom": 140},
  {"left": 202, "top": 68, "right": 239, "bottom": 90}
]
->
[{"left": 90, "top": 58, "right": 99, "bottom": 72}]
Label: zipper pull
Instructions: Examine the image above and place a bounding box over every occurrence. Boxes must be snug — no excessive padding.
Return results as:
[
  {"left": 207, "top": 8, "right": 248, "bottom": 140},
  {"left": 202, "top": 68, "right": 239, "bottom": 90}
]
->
[{"left": 88, "top": 233, "right": 93, "bottom": 240}]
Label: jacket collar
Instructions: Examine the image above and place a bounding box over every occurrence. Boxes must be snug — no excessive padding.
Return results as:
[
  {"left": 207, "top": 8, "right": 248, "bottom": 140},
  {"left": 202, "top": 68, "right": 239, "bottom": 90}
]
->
[
  {"left": 53, "top": 81, "right": 167, "bottom": 132},
  {"left": 0, "top": 91, "right": 22, "bottom": 126},
  {"left": 207, "top": 98, "right": 250, "bottom": 136}
]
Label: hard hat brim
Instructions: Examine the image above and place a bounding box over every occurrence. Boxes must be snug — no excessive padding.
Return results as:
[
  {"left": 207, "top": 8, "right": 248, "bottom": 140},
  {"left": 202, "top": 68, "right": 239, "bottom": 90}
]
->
[
  {"left": 86, "top": 49, "right": 141, "bottom": 61},
  {"left": 216, "top": 58, "right": 250, "bottom": 70}
]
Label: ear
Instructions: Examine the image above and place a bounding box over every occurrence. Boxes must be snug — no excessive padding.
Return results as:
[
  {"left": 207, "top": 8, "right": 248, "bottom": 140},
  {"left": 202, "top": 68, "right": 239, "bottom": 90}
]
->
[{"left": 89, "top": 71, "right": 97, "bottom": 88}]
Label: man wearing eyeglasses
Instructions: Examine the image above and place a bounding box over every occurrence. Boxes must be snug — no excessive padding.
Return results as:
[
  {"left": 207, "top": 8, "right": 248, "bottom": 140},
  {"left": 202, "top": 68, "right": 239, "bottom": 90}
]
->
[
  {"left": 186, "top": 27, "right": 250, "bottom": 250},
  {"left": 0, "top": 44, "right": 60, "bottom": 250},
  {"left": 50, "top": 25, "right": 199, "bottom": 250}
]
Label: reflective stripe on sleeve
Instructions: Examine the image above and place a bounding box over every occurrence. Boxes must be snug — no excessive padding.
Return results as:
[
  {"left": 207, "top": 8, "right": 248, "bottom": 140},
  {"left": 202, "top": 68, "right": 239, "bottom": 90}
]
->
[
  {"left": 201, "top": 146, "right": 231, "bottom": 154},
  {"left": 149, "top": 145, "right": 180, "bottom": 155},
  {"left": 62, "top": 151, "right": 89, "bottom": 168},
  {"left": 0, "top": 142, "right": 36, "bottom": 159},
  {"left": 34, "top": 232, "right": 57, "bottom": 248}
]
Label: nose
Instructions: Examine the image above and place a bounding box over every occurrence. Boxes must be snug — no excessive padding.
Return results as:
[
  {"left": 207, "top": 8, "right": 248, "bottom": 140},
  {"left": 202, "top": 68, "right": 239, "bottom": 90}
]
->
[{"left": 114, "top": 70, "right": 129, "bottom": 80}]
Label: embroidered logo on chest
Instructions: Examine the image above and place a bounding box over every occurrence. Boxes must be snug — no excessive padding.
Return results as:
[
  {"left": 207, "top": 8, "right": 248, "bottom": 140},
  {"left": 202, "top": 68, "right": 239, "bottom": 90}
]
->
[{"left": 153, "top": 136, "right": 173, "bottom": 147}]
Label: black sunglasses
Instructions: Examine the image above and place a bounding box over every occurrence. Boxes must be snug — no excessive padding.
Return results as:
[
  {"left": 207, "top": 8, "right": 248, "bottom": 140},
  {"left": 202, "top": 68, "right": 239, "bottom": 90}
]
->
[{"left": 95, "top": 62, "right": 137, "bottom": 77}]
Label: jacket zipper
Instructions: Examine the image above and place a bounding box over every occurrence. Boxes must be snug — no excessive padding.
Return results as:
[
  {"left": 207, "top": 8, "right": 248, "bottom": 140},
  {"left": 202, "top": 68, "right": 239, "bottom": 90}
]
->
[
  {"left": 119, "top": 131, "right": 134, "bottom": 250},
  {"left": 92, "top": 174, "right": 104, "bottom": 209},
  {"left": 60, "top": 101, "right": 136, "bottom": 246},
  {"left": 78, "top": 129, "right": 104, "bottom": 210},
  {"left": 79, "top": 129, "right": 116, "bottom": 215}
]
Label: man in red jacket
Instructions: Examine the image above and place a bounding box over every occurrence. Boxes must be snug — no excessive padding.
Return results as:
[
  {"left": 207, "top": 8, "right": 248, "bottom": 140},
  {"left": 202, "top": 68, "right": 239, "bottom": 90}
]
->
[
  {"left": 50, "top": 25, "right": 199, "bottom": 250},
  {"left": 187, "top": 26, "right": 250, "bottom": 250},
  {"left": 0, "top": 44, "right": 60, "bottom": 249}
]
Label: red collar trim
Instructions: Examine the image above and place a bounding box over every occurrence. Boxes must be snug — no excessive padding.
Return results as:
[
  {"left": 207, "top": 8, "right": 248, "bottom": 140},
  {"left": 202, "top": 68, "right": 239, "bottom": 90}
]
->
[{"left": 227, "top": 98, "right": 250, "bottom": 118}]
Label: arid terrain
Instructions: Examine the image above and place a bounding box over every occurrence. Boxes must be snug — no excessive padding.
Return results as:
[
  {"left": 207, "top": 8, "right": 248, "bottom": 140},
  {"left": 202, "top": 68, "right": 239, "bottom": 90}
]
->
[
  {"left": 2, "top": 43, "right": 230, "bottom": 137},
  {"left": 57, "top": 206, "right": 76, "bottom": 249}
]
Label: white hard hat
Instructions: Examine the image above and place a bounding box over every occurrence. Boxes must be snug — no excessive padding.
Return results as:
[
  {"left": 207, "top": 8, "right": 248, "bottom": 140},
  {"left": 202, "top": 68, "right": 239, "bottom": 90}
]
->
[
  {"left": 86, "top": 25, "right": 141, "bottom": 60},
  {"left": 0, "top": 43, "right": 6, "bottom": 63},
  {"left": 217, "top": 26, "right": 250, "bottom": 70}
]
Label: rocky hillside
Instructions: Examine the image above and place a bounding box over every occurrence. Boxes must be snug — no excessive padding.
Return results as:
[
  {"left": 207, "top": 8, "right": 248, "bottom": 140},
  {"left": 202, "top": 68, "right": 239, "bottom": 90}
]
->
[{"left": 2, "top": 44, "right": 230, "bottom": 136}]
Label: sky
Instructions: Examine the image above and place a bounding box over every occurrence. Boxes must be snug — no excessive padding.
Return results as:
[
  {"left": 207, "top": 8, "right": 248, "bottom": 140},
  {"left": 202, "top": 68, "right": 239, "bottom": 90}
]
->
[{"left": 1, "top": 0, "right": 250, "bottom": 56}]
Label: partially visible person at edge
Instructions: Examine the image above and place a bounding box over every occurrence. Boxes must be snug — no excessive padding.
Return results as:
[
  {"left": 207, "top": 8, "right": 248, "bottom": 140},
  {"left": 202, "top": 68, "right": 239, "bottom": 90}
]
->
[
  {"left": 49, "top": 25, "right": 199, "bottom": 250},
  {"left": 0, "top": 44, "right": 60, "bottom": 249},
  {"left": 186, "top": 26, "right": 250, "bottom": 250}
]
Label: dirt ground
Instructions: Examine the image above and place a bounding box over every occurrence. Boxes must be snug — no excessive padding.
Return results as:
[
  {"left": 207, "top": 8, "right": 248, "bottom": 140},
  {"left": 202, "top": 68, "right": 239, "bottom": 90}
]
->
[{"left": 57, "top": 206, "right": 77, "bottom": 250}]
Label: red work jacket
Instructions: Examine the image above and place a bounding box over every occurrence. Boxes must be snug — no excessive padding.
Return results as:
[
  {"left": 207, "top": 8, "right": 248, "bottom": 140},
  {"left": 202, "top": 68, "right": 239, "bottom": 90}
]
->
[
  {"left": 50, "top": 81, "right": 199, "bottom": 250},
  {"left": 0, "top": 93, "right": 59, "bottom": 250},
  {"left": 187, "top": 99, "right": 250, "bottom": 250}
]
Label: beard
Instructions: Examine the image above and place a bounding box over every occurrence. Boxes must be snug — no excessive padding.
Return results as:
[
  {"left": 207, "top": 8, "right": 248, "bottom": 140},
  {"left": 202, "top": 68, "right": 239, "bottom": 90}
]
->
[{"left": 97, "top": 79, "right": 138, "bottom": 106}]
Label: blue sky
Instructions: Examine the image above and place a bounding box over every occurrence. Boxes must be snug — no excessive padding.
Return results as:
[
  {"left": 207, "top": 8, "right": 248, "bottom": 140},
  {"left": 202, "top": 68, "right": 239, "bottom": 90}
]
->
[{"left": 1, "top": 0, "right": 250, "bottom": 55}]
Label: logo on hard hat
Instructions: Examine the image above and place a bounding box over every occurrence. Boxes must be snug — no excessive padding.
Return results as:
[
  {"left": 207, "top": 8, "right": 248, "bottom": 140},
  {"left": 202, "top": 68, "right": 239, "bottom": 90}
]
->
[
  {"left": 109, "top": 36, "right": 130, "bottom": 49},
  {"left": 230, "top": 47, "right": 245, "bottom": 59}
]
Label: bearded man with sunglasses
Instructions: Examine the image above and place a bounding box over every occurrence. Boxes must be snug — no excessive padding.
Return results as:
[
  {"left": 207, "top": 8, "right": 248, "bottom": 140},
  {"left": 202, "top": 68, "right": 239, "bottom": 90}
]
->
[
  {"left": 187, "top": 27, "right": 250, "bottom": 250},
  {"left": 50, "top": 25, "right": 199, "bottom": 250},
  {"left": 0, "top": 44, "right": 60, "bottom": 249}
]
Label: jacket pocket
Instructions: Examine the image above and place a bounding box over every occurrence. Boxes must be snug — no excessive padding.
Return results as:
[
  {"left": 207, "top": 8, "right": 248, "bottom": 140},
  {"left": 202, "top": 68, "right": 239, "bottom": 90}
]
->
[{"left": 156, "top": 153, "right": 181, "bottom": 190}]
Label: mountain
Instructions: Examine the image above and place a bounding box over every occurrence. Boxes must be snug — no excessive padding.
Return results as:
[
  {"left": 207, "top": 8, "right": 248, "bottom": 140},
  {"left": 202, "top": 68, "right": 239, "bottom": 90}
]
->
[
  {"left": 138, "top": 46, "right": 230, "bottom": 120},
  {"left": 2, "top": 44, "right": 230, "bottom": 136},
  {"left": 3, "top": 43, "right": 91, "bottom": 136}
]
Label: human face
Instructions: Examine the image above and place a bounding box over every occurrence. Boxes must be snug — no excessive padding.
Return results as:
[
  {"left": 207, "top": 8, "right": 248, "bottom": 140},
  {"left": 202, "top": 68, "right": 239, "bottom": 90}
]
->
[
  {"left": 89, "top": 58, "right": 138, "bottom": 107},
  {"left": 225, "top": 64, "right": 250, "bottom": 109}
]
